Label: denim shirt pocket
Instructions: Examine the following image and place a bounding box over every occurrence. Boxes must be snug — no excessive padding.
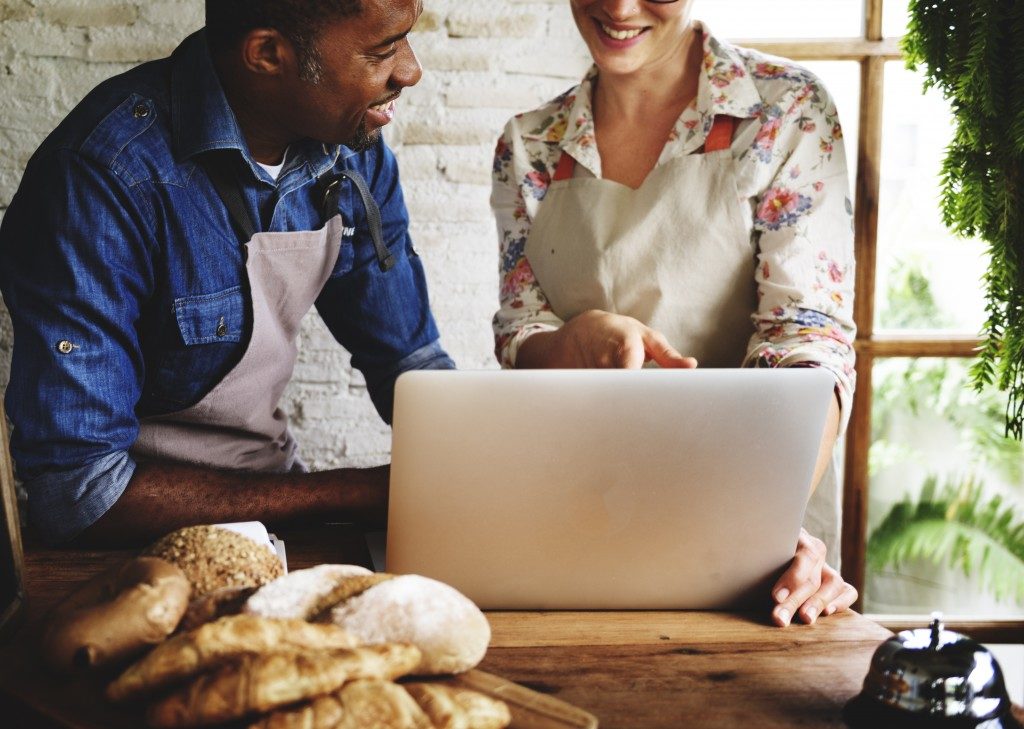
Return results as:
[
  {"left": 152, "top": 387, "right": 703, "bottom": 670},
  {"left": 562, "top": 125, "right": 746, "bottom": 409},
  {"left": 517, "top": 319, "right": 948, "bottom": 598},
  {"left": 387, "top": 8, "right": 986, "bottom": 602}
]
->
[
  {"left": 148, "top": 286, "right": 247, "bottom": 410},
  {"left": 174, "top": 286, "right": 244, "bottom": 344}
]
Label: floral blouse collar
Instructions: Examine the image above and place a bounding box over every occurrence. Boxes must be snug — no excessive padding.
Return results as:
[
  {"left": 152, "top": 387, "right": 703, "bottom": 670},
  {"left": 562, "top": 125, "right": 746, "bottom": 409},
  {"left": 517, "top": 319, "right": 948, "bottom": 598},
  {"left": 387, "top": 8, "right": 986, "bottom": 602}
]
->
[{"left": 521, "top": 21, "right": 763, "bottom": 173}]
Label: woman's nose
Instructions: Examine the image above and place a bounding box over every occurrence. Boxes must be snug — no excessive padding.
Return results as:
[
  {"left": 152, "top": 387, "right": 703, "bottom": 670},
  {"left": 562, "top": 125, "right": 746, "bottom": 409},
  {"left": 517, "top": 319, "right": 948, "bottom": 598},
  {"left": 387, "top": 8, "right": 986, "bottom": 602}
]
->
[{"left": 601, "top": 0, "right": 641, "bottom": 22}]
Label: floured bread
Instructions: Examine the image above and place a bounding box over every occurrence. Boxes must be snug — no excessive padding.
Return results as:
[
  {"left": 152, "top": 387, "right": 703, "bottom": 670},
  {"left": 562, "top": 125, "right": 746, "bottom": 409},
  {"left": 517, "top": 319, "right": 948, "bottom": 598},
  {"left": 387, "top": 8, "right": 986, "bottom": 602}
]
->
[
  {"left": 107, "top": 614, "right": 360, "bottom": 702},
  {"left": 147, "top": 645, "right": 422, "bottom": 728},
  {"left": 244, "top": 565, "right": 377, "bottom": 620},
  {"left": 249, "top": 679, "right": 432, "bottom": 729},
  {"left": 330, "top": 575, "right": 490, "bottom": 675},
  {"left": 405, "top": 683, "right": 512, "bottom": 729}
]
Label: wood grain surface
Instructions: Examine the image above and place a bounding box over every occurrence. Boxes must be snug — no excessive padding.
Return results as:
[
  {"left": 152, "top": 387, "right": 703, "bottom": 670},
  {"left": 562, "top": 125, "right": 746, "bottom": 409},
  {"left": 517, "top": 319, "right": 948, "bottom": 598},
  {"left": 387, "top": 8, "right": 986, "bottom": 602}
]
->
[{"left": 2, "top": 524, "right": 1022, "bottom": 729}]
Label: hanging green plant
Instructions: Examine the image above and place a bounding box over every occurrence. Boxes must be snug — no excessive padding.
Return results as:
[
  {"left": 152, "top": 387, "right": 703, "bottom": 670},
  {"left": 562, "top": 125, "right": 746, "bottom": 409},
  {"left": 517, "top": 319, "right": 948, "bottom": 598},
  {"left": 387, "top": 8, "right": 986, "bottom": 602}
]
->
[{"left": 901, "top": 0, "right": 1024, "bottom": 438}]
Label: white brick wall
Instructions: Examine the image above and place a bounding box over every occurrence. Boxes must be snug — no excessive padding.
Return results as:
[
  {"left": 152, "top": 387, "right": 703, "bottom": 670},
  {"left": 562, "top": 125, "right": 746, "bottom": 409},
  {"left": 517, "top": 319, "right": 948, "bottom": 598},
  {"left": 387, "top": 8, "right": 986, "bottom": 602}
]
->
[{"left": 0, "top": 0, "right": 591, "bottom": 469}]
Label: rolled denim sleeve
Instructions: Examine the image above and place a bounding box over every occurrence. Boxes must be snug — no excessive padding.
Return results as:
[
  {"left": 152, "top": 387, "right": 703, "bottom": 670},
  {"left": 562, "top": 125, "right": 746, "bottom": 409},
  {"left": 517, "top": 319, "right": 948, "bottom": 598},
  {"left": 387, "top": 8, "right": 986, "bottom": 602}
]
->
[
  {"left": 0, "top": 148, "right": 153, "bottom": 542},
  {"left": 25, "top": 452, "right": 136, "bottom": 545},
  {"left": 316, "top": 139, "right": 454, "bottom": 424}
]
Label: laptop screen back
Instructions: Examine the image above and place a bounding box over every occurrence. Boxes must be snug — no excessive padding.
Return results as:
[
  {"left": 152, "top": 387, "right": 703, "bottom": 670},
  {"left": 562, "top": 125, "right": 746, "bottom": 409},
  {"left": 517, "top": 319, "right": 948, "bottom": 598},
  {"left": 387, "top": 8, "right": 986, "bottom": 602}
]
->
[{"left": 386, "top": 368, "right": 833, "bottom": 609}]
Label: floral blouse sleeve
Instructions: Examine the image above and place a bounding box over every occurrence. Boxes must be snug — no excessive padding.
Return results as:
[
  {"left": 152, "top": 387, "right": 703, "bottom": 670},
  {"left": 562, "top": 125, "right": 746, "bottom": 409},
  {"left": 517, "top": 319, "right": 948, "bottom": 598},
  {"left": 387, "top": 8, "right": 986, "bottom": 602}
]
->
[
  {"left": 739, "top": 68, "right": 857, "bottom": 432},
  {"left": 490, "top": 121, "right": 565, "bottom": 368}
]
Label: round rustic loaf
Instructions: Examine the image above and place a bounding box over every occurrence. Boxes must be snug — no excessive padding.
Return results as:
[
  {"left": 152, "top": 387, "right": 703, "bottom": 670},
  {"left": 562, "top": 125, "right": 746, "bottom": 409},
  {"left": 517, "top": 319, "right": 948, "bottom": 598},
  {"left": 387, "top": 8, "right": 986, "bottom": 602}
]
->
[
  {"left": 144, "top": 525, "right": 284, "bottom": 597},
  {"left": 244, "top": 563, "right": 373, "bottom": 620},
  {"left": 329, "top": 574, "right": 491, "bottom": 675}
]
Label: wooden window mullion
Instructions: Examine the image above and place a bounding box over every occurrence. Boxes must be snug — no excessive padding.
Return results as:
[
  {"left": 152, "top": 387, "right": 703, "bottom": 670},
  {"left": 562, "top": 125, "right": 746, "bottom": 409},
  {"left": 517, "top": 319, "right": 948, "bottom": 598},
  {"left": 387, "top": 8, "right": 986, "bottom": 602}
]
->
[{"left": 841, "top": 0, "right": 885, "bottom": 610}]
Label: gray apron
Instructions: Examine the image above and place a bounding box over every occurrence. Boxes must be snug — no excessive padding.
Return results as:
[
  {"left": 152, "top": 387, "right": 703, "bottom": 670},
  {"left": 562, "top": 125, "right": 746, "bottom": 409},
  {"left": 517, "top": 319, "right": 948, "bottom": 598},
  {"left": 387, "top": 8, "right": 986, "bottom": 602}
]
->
[
  {"left": 524, "top": 116, "right": 842, "bottom": 560},
  {"left": 132, "top": 161, "right": 389, "bottom": 474}
]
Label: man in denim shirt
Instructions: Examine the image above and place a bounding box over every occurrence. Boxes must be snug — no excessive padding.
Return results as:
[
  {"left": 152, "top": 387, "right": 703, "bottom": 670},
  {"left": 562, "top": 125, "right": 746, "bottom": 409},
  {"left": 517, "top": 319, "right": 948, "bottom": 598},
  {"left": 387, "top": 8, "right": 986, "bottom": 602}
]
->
[{"left": 0, "top": 0, "right": 454, "bottom": 545}]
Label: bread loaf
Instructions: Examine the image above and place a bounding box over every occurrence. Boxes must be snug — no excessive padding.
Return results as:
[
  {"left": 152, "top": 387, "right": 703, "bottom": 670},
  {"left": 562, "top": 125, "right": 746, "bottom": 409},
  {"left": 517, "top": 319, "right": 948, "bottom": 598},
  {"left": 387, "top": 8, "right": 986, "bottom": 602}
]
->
[
  {"left": 244, "top": 564, "right": 374, "bottom": 620},
  {"left": 145, "top": 525, "right": 284, "bottom": 597},
  {"left": 107, "top": 614, "right": 360, "bottom": 703},
  {"left": 329, "top": 575, "right": 490, "bottom": 675},
  {"left": 41, "top": 557, "right": 190, "bottom": 673},
  {"left": 147, "top": 645, "right": 422, "bottom": 728}
]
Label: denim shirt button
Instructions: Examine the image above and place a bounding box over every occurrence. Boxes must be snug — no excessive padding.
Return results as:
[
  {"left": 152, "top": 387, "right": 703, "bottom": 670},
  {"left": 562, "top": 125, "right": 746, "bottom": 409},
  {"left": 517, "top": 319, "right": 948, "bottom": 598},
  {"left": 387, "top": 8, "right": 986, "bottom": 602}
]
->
[
  {"left": 56, "top": 340, "right": 75, "bottom": 354},
  {"left": 216, "top": 317, "right": 227, "bottom": 337},
  {"left": 133, "top": 103, "right": 150, "bottom": 119}
]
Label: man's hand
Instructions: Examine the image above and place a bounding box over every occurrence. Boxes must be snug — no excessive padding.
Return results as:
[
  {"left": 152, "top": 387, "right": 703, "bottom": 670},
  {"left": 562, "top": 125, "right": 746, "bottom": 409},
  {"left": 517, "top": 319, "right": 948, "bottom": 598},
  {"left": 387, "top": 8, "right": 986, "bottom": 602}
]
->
[
  {"left": 518, "top": 309, "right": 698, "bottom": 369},
  {"left": 771, "top": 528, "right": 857, "bottom": 626}
]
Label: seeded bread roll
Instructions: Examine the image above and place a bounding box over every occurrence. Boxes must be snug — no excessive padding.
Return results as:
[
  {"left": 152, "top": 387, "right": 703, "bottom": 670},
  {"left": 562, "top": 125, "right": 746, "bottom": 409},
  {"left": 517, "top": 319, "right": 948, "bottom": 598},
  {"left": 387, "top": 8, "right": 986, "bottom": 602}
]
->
[
  {"left": 144, "top": 525, "right": 284, "bottom": 597},
  {"left": 329, "top": 575, "right": 491, "bottom": 675}
]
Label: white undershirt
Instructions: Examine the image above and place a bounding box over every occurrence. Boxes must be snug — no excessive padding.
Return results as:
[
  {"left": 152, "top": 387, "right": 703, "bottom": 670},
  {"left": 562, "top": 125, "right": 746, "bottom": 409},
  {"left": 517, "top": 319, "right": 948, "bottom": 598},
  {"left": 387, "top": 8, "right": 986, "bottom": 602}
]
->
[{"left": 256, "top": 147, "right": 289, "bottom": 181}]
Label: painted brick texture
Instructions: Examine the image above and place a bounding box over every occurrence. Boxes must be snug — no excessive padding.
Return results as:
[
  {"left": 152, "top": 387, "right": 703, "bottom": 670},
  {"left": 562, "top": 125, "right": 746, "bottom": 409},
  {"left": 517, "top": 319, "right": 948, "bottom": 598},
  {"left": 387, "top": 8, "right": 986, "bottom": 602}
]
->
[{"left": 0, "top": 0, "right": 591, "bottom": 469}]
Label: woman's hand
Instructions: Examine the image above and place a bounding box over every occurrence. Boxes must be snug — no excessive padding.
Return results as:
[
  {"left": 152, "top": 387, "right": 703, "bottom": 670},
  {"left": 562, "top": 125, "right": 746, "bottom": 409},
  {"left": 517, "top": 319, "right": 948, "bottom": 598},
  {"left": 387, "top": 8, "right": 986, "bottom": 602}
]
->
[
  {"left": 770, "top": 528, "right": 857, "bottom": 626},
  {"left": 518, "top": 309, "right": 698, "bottom": 369}
]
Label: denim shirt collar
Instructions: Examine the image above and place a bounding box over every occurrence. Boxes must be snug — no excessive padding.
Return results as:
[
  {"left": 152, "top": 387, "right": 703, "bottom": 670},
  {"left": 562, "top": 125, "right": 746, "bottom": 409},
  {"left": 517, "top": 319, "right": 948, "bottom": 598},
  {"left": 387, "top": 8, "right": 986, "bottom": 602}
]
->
[{"left": 170, "top": 30, "right": 345, "bottom": 179}]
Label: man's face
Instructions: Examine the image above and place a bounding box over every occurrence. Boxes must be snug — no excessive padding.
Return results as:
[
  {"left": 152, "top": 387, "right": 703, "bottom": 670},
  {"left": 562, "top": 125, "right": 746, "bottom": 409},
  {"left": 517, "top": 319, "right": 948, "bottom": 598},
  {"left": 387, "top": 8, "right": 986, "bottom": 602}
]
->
[{"left": 281, "top": 0, "right": 423, "bottom": 150}]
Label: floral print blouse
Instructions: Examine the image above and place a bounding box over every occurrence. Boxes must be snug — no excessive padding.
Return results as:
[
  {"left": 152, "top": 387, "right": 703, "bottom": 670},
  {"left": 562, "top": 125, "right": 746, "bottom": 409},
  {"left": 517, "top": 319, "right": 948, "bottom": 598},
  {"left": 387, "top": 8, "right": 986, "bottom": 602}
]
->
[{"left": 490, "top": 22, "right": 856, "bottom": 429}]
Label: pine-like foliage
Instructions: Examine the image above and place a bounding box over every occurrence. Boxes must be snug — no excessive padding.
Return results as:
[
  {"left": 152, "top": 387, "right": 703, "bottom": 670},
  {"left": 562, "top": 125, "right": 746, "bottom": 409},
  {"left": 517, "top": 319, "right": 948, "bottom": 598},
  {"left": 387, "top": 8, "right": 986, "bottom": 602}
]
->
[
  {"left": 867, "top": 475, "right": 1024, "bottom": 604},
  {"left": 902, "top": 0, "right": 1024, "bottom": 438}
]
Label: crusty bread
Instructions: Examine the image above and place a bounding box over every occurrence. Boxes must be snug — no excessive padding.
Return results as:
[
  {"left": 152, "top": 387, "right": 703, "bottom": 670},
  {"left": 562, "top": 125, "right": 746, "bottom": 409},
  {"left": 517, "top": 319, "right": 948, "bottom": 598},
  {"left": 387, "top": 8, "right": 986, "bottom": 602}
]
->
[
  {"left": 244, "top": 564, "right": 376, "bottom": 621},
  {"left": 147, "top": 646, "right": 422, "bottom": 728},
  {"left": 329, "top": 575, "right": 490, "bottom": 675},
  {"left": 248, "top": 680, "right": 512, "bottom": 729},
  {"left": 41, "top": 557, "right": 190, "bottom": 673},
  {"left": 405, "top": 682, "right": 511, "bottom": 729},
  {"left": 107, "top": 614, "right": 360, "bottom": 703},
  {"left": 249, "top": 679, "right": 432, "bottom": 729},
  {"left": 178, "top": 585, "right": 258, "bottom": 632},
  {"left": 144, "top": 525, "right": 284, "bottom": 598}
]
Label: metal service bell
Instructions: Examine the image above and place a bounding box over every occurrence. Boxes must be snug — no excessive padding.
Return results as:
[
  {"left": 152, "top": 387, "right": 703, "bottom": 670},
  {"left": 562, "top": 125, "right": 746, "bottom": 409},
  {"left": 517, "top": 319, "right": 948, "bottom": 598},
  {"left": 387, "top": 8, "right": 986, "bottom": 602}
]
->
[{"left": 844, "top": 613, "right": 1022, "bottom": 728}]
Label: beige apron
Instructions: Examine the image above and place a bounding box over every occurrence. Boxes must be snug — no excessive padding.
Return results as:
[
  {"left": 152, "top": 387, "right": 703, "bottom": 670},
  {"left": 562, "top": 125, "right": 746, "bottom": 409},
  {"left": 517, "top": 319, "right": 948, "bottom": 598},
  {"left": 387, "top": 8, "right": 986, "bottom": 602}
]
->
[
  {"left": 524, "top": 121, "right": 842, "bottom": 560},
  {"left": 132, "top": 216, "right": 343, "bottom": 472}
]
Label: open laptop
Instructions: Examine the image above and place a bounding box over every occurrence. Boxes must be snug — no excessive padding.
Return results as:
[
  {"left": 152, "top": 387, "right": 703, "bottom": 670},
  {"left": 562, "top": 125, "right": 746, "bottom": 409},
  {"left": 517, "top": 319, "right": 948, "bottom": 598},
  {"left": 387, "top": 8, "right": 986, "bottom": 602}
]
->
[{"left": 384, "top": 368, "right": 834, "bottom": 609}]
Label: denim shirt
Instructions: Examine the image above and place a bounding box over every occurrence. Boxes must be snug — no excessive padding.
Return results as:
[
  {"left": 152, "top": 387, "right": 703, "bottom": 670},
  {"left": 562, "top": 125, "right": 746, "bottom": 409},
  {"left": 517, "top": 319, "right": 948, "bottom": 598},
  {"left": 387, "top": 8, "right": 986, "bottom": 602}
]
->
[{"left": 0, "top": 31, "right": 454, "bottom": 544}]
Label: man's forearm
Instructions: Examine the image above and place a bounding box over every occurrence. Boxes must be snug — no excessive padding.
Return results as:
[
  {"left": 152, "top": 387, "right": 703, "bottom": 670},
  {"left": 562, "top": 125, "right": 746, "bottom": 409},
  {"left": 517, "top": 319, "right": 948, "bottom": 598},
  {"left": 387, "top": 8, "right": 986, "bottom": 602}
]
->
[{"left": 75, "top": 461, "right": 389, "bottom": 547}]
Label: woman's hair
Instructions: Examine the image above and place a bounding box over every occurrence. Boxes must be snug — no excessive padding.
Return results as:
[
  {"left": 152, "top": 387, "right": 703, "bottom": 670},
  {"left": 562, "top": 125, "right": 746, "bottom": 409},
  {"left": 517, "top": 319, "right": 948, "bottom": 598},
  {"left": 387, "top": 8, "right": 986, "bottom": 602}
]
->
[{"left": 205, "top": 0, "right": 363, "bottom": 81}]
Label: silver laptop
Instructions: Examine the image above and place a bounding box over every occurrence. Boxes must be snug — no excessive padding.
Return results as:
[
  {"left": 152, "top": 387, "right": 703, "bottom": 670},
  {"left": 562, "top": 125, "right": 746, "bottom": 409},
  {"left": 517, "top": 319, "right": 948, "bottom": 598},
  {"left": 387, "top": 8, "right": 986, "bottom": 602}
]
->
[{"left": 385, "top": 368, "right": 834, "bottom": 609}]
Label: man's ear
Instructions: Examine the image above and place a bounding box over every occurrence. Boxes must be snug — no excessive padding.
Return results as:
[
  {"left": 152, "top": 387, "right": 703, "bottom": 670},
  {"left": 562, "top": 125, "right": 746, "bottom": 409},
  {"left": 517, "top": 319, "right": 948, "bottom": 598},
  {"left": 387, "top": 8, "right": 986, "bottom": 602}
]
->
[{"left": 239, "top": 28, "right": 294, "bottom": 76}]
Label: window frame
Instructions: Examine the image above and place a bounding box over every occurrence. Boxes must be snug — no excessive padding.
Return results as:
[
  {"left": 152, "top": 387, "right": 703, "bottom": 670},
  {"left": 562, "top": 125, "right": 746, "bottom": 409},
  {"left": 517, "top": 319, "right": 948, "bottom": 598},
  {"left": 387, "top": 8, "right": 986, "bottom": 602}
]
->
[{"left": 739, "top": 0, "right": 1022, "bottom": 642}]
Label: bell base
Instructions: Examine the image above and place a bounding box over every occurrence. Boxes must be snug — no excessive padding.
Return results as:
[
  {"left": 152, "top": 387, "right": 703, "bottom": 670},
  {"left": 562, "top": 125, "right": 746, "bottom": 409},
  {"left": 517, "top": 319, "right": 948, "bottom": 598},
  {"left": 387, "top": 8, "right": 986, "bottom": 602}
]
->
[{"left": 843, "top": 695, "right": 1024, "bottom": 729}]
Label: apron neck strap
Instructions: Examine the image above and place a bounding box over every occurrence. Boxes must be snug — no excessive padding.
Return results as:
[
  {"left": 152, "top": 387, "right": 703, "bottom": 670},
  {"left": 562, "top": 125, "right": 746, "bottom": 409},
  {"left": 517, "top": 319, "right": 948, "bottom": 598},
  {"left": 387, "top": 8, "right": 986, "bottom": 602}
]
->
[{"left": 204, "top": 152, "right": 258, "bottom": 243}]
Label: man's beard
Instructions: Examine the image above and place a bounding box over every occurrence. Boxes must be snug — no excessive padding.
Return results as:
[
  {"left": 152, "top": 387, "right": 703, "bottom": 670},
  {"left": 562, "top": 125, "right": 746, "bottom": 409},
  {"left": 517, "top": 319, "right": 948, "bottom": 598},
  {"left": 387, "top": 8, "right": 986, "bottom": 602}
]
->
[{"left": 348, "top": 120, "right": 380, "bottom": 152}]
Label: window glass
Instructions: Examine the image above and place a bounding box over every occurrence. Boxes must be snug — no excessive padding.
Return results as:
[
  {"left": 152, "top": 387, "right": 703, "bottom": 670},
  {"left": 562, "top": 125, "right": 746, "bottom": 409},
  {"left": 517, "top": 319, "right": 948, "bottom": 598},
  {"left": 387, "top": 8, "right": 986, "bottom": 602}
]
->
[
  {"left": 874, "top": 62, "right": 987, "bottom": 333},
  {"left": 691, "top": 0, "right": 862, "bottom": 38},
  {"left": 864, "top": 357, "right": 1024, "bottom": 617},
  {"left": 883, "top": 0, "right": 910, "bottom": 38},
  {"left": 801, "top": 61, "right": 860, "bottom": 194}
]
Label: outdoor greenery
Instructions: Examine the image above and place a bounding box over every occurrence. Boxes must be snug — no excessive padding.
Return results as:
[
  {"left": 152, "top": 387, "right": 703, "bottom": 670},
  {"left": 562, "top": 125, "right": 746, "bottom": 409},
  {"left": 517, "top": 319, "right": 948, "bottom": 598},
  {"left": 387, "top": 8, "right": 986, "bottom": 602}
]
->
[
  {"left": 868, "top": 256, "right": 1024, "bottom": 606},
  {"left": 868, "top": 475, "right": 1024, "bottom": 604},
  {"left": 902, "top": 0, "right": 1024, "bottom": 438}
]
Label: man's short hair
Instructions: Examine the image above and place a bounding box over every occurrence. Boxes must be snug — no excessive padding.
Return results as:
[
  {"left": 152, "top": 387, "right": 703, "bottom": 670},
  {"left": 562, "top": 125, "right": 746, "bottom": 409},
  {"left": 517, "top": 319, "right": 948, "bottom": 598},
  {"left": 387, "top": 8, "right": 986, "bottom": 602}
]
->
[{"left": 206, "top": 0, "right": 364, "bottom": 81}]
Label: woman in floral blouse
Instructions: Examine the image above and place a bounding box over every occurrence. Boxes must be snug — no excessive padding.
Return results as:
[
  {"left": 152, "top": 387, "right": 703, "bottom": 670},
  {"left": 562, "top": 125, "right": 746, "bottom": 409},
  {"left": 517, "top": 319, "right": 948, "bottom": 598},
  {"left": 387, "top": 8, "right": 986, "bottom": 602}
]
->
[{"left": 490, "top": 0, "right": 857, "bottom": 626}]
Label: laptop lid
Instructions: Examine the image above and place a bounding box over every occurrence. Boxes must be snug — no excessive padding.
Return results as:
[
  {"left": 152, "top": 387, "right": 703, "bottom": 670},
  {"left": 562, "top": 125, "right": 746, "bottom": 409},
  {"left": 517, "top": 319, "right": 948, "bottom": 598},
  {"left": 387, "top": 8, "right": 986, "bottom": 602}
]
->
[{"left": 385, "top": 368, "right": 834, "bottom": 609}]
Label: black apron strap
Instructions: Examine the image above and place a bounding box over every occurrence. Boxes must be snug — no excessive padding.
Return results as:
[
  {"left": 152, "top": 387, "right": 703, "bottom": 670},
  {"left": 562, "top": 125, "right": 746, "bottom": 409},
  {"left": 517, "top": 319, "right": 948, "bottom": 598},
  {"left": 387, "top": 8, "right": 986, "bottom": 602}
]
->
[
  {"left": 334, "top": 169, "right": 396, "bottom": 272},
  {"left": 204, "top": 153, "right": 258, "bottom": 243}
]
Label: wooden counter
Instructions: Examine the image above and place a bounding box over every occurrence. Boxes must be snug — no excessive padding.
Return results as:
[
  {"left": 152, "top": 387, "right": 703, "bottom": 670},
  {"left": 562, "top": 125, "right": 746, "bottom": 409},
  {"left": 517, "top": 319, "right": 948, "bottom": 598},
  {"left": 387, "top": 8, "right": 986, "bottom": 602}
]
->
[{"left": 3, "top": 525, "right": 1021, "bottom": 728}]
